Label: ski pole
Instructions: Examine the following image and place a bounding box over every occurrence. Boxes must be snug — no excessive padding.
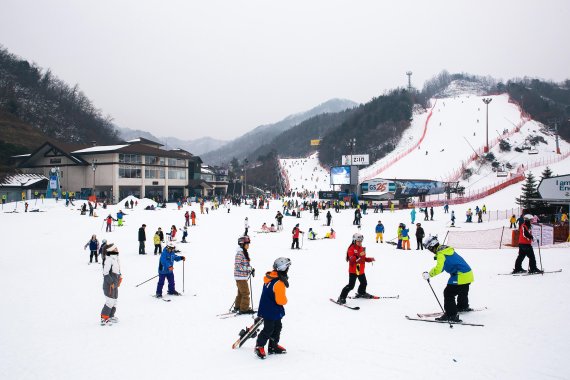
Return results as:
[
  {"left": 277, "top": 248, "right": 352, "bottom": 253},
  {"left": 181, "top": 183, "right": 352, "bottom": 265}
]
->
[
  {"left": 183, "top": 259, "right": 185, "bottom": 293},
  {"left": 249, "top": 274, "right": 255, "bottom": 314},
  {"left": 537, "top": 238, "right": 543, "bottom": 274},
  {"left": 135, "top": 274, "right": 159, "bottom": 287},
  {"left": 426, "top": 278, "right": 453, "bottom": 329}
]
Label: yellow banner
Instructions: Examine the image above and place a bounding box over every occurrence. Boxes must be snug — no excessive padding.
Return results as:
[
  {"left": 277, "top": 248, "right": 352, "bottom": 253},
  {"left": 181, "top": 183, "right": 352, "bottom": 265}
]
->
[{"left": 310, "top": 139, "right": 320, "bottom": 146}]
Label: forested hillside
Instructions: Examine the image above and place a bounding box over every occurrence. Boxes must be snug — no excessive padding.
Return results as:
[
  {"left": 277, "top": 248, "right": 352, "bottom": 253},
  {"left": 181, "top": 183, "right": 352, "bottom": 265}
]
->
[{"left": 0, "top": 46, "right": 120, "bottom": 145}]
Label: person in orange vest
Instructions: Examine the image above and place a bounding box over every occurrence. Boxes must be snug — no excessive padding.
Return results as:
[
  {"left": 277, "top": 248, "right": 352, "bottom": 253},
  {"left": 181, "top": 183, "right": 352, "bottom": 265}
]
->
[{"left": 512, "top": 215, "right": 542, "bottom": 274}]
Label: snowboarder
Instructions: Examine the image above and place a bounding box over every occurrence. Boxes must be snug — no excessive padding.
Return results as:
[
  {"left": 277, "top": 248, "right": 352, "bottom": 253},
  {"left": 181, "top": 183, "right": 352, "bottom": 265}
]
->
[
  {"left": 336, "top": 233, "right": 375, "bottom": 304},
  {"left": 234, "top": 235, "right": 255, "bottom": 314},
  {"left": 100, "top": 244, "right": 122, "bottom": 325},
  {"left": 512, "top": 215, "right": 542, "bottom": 274},
  {"left": 291, "top": 224, "right": 303, "bottom": 249},
  {"left": 375, "top": 221, "right": 384, "bottom": 243},
  {"left": 415, "top": 223, "right": 425, "bottom": 250},
  {"left": 422, "top": 235, "right": 474, "bottom": 322},
  {"left": 138, "top": 224, "right": 146, "bottom": 255},
  {"left": 155, "top": 242, "right": 185, "bottom": 298},
  {"left": 254, "top": 257, "right": 291, "bottom": 359},
  {"left": 84, "top": 234, "right": 100, "bottom": 264}
]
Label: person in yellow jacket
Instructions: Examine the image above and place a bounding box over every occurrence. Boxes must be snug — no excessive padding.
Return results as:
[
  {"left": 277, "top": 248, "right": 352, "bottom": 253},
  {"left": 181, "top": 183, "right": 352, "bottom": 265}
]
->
[
  {"left": 422, "top": 235, "right": 474, "bottom": 322},
  {"left": 509, "top": 215, "right": 517, "bottom": 229},
  {"left": 153, "top": 230, "right": 162, "bottom": 255}
]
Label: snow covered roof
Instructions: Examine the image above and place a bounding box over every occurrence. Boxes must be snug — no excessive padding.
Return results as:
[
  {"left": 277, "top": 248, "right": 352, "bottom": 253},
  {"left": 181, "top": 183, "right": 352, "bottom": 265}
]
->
[
  {"left": 1, "top": 173, "right": 47, "bottom": 187},
  {"left": 72, "top": 145, "right": 129, "bottom": 154},
  {"left": 125, "top": 137, "right": 164, "bottom": 146}
]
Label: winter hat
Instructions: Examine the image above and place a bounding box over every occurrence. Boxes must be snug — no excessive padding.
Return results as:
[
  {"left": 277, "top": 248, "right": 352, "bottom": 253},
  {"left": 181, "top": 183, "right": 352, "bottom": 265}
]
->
[
  {"left": 102, "top": 239, "right": 107, "bottom": 245},
  {"left": 106, "top": 244, "right": 118, "bottom": 254}
]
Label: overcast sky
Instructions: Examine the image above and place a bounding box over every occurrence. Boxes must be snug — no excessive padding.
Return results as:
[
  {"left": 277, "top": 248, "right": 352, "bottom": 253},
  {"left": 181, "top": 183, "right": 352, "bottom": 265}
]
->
[{"left": 1, "top": 0, "right": 569, "bottom": 141}]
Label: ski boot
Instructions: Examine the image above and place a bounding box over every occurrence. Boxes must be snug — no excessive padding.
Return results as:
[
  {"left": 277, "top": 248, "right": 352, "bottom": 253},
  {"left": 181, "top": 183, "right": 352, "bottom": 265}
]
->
[
  {"left": 269, "top": 344, "right": 287, "bottom": 355},
  {"left": 109, "top": 317, "right": 119, "bottom": 323},
  {"left": 355, "top": 292, "right": 374, "bottom": 299},
  {"left": 238, "top": 309, "right": 255, "bottom": 315},
  {"left": 457, "top": 307, "right": 473, "bottom": 313},
  {"left": 254, "top": 346, "right": 266, "bottom": 359},
  {"left": 168, "top": 291, "right": 182, "bottom": 296},
  {"left": 511, "top": 268, "right": 526, "bottom": 274},
  {"left": 435, "top": 314, "right": 462, "bottom": 322},
  {"left": 336, "top": 297, "right": 346, "bottom": 305},
  {"left": 528, "top": 268, "right": 544, "bottom": 274},
  {"left": 100, "top": 317, "right": 111, "bottom": 326}
]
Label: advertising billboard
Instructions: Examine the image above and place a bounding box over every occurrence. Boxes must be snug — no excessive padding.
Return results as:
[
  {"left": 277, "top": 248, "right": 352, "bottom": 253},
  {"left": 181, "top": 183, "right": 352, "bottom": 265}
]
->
[
  {"left": 330, "top": 166, "right": 351, "bottom": 185},
  {"left": 342, "top": 154, "right": 369, "bottom": 166}
]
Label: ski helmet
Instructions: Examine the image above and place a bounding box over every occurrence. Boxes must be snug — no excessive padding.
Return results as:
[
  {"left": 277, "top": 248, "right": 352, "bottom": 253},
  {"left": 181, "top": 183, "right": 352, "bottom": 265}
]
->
[
  {"left": 352, "top": 233, "right": 364, "bottom": 242},
  {"left": 238, "top": 235, "right": 251, "bottom": 246},
  {"left": 273, "top": 257, "right": 291, "bottom": 272},
  {"left": 423, "top": 235, "right": 439, "bottom": 250},
  {"left": 523, "top": 214, "right": 533, "bottom": 220},
  {"left": 166, "top": 242, "right": 176, "bottom": 249}
]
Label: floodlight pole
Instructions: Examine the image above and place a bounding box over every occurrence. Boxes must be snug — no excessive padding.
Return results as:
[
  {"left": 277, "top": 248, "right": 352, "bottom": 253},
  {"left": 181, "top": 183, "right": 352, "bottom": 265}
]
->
[
  {"left": 482, "top": 98, "right": 492, "bottom": 153},
  {"left": 91, "top": 159, "right": 97, "bottom": 199}
]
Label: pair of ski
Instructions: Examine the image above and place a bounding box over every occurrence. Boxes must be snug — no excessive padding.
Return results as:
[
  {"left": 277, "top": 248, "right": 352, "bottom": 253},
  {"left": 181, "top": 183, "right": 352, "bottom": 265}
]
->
[
  {"left": 498, "top": 269, "right": 562, "bottom": 276},
  {"left": 329, "top": 294, "right": 400, "bottom": 310},
  {"left": 406, "top": 307, "right": 487, "bottom": 327},
  {"left": 232, "top": 317, "right": 264, "bottom": 349},
  {"left": 217, "top": 310, "right": 257, "bottom": 319}
]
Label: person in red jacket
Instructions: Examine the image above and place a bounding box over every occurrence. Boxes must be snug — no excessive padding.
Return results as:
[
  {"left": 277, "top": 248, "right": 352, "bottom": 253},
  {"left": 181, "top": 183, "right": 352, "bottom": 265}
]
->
[
  {"left": 290, "top": 223, "right": 304, "bottom": 249},
  {"left": 336, "top": 233, "right": 375, "bottom": 304},
  {"left": 512, "top": 214, "right": 543, "bottom": 274}
]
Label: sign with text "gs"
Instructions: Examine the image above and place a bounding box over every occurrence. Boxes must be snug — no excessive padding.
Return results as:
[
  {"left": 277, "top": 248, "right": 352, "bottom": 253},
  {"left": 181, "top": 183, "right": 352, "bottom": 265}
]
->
[{"left": 342, "top": 154, "right": 369, "bottom": 166}]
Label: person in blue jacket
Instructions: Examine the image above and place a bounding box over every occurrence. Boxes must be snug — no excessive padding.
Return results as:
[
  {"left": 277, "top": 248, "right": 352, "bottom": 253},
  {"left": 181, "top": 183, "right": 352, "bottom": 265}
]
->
[
  {"left": 84, "top": 234, "right": 100, "bottom": 264},
  {"left": 422, "top": 235, "right": 474, "bottom": 322},
  {"left": 155, "top": 242, "right": 185, "bottom": 298},
  {"left": 375, "top": 221, "right": 384, "bottom": 243}
]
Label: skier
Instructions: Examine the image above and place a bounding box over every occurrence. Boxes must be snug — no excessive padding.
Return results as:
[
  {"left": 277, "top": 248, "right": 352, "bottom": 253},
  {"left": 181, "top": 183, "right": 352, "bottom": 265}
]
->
[
  {"left": 415, "top": 223, "right": 425, "bottom": 250},
  {"left": 451, "top": 211, "right": 456, "bottom": 227},
  {"left": 401, "top": 224, "right": 410, "bottom": 250},
  {"left": 138, "top": 224, "right": 146, "bottom": 255},
  {"left": 291, "top": 224, "right": 303, "bottom": 250},
  {"left": 410, "top": 208, "right": 416, "bottom": 224},
  {"left": 430, "top": 207, "right": 434, "bottom": 221},
  {"left": 191, "top": 210, "right": 197, "bottom": 226},
  {"left": 396, "top": 223, "right": 403, "bottom": 249},
  {"left": 155, "top": 242, "right": 185, "bottom": 298},
  {"left": 375, "top": 220, "right": 384, "bottom": 243},
  {"left": 116, "top": 210, "right": 125, "bottom": 227},
  {"left": 423, "top": 207, "right": 429, "bottom": 221},
  {"left": 153, "top": 230, "right": 162, "bottom": 254},
  {"left": 422, "top": 235, "right": 474, "bottom": 322},
  {"left": 353, "top": 208, "right": 362, "bottom": 226},
  {"left": 234, "top": 235, "right": 255, "bottom": 314},
  {"left": 313, "top": 207, "right": 319, "bottom": 220},
  {"left": 181, "top": 226, "right": 188, "bottom": 243},
  {"left": 512, "top": 215, "right": 543, "bottom": 274},
  {"left": 184, "top": 211, "right": 190, "bottom": 227},
  {"left": 509, "top": 215, "right": 517, "bottom": 229},
  {"left": 84, "top": 234, "right": 100, "bottom": 264},
  {"left": 326, "top": 210, "right": 332, "bottom": 226},
  {"left": 244, "top": 217, "right": 249, "bottom": 236},
  {"left": 307, "top": 228, "right": 317, "bottom": 240},
  {"left": 254, "top": 257, "right": 291, "bottom": 359},
  {"left": 99, "top": 239, "right": 108, "bottom": 266},
  {"left": 105, "top": 214, "right": 115, "bottom": 232},
  {"left": 336, "top": 233, "right": 375, "bottom": 304},
  {"left": 275, "top": 211, "right": 284, "bottom": 231},
  {"left": 100, "top": 244, "right": 122, "bottom": 325}
]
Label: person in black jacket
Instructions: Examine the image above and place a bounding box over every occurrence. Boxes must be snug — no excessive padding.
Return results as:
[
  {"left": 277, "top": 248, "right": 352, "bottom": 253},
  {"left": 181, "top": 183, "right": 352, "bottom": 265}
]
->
[
  {"left": 415, "top": 223, "right": 425, "bottom": 250},
  {"left": 138, "top": 224, "right": 147, "bottom": 255}
]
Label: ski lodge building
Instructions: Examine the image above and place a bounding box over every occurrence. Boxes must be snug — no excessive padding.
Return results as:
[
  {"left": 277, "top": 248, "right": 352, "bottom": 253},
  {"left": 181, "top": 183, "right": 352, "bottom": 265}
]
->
[{"left": 10, "top": 137, "right": 226, "bottom": 202}]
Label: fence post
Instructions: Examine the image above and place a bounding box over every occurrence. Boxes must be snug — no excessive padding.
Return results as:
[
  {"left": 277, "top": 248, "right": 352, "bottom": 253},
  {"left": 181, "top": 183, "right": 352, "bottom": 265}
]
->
[{"left": 499, "top": 227, "right": 505, "bottom": 249}]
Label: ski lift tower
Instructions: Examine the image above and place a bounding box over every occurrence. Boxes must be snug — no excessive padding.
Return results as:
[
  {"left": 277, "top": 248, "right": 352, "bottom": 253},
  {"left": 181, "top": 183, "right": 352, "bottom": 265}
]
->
[
  {"left": 482, "top": 98, "right": 493, "bottom": 153},
  {"left": 406, "top": 71, "right": 413, "bottom": 92}
]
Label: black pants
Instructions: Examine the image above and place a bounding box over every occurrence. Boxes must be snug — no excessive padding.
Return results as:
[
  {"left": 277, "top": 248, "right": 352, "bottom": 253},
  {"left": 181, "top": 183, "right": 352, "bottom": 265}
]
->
[
  {"left": 327, "top": 218, "right": 331, "bottom": 226},
  {"left": 139, "top": 241, "right": 145, "bottom": 255},
  {"left": 256, "top": 319, "right": 282, "bottom": 348},
  {"left": 416, "top": 237, "right": 423, "bottom": 250},
  {"left": 515, "top": 244, "right": 538, "bottom": 271},
  {"left": 90, "top": 250, "right": 98, "bottom": 263},
  {"left": 443, "top": 283, "right": 470, "bottom": 316},
  {"left": 154, "top": 244, "right": 162, "bottom": 254},
  {"left": 291, "top": 238, "right": 299, "bottom": 249},
  {"left": 339, "top": 273, "right": 367, "bottom": 299},
  {"left": 244, "top": 228, "right": 248, "bottom": 236}
]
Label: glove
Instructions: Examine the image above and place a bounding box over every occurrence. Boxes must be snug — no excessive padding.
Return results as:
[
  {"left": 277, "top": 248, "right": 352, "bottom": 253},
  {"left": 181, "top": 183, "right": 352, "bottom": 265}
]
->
[
  {"left": 169, "top": 266, "right": 174, "bottom": 271},
  {"left": 422, "top": 271, "right": 431, "bottom": 280},
  {"left": 181, "top": 256, "right": 186, "bottom": 261},
  {"left": 118, "top": 276, "right": 123, "bottom": 287},
  {"left": 251, "top": 268, "right": 256, "bottom": 277},
  {"left": 369, "top": 257, "right": 375, "bottom": 262}
]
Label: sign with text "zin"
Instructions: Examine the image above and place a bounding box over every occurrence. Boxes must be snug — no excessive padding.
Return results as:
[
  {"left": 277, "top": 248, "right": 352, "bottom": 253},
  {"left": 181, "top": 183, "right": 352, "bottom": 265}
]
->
[{"left": 342, "top": 154, "right": 369, "bottom": 166}]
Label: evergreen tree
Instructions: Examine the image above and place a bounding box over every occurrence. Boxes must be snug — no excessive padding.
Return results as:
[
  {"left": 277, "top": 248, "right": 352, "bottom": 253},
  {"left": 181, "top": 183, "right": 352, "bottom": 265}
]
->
[
  {"left": 541, "top": 166, "right": 553, "bottom": 179},
  {"left": 516, "top": 172, "right": 540, "bottom": 213}
]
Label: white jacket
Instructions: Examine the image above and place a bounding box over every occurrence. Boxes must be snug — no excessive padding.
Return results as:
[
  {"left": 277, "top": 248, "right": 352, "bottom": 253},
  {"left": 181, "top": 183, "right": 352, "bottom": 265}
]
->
[{"left": 103, "top": 255, "right": 121, "bottom": 276}]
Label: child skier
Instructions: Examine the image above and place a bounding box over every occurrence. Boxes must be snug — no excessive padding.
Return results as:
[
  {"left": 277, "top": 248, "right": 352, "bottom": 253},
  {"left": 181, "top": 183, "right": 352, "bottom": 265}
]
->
[
  {"left": 422, "top": 235, "right": 474, "bottom": 322},
  {"left": 307, "top": 228, "right": 317, "bottom": 240},
  {"left": 84, "top": 234, "right": 99, "bottom": 264},
  {"left": 153, "top": 230, "right": 162, "bottom": 254},
  {"left": 291, "top": 224, "right": 303, "bottom": 249},
  {"left": 155, "top": 242, "right": 185, "bottom": 298},
  {"left": 375, "top": 221, "right": 384, "bottom": 243},
  {"left": 336, "top": 233, "right": 375, "bottom": 304},
  {"left": 255, "top": 257, "right": 291, "bottom": 359},
  {"left": 100, "top": 244, "right": 122, "bottom": 325},
  {"left": 234, "top": 235, "right": 255, "bottom": 314},
  {"left": 181, "top": 226, "right": 188, "bottom": 243}
]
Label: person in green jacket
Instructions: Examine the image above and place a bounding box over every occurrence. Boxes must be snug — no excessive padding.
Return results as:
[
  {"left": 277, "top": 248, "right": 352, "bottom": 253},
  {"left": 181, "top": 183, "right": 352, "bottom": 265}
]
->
[{"left": 422, "top": 235, "right": 474, "bottom": 322}]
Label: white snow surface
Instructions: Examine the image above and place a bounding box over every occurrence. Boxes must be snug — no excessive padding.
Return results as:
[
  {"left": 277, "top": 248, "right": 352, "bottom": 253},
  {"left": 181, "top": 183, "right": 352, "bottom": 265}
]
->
[{"left": 2, "top": 89, "right": 570, "bottom": 379}]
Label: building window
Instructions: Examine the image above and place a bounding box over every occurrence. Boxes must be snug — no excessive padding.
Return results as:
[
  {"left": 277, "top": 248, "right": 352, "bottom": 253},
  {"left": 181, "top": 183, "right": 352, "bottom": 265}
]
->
[
  {"left": 168, "top": 158, "right": 186, "bottom": 167},
  {"left": 119, "top": 154, "right": 142, "bottom": 164},
  {"left": 168, "top": 168, "right": 187, "bottom": 180},
  {"left": 145, "top": 156, "right": 165, "bottom": 166},
  {"left": 145, "top": 167, "right": 165, "bottom": 179},
  {"left": 119, "top": 164, "right": 142, "bottom": 178}
]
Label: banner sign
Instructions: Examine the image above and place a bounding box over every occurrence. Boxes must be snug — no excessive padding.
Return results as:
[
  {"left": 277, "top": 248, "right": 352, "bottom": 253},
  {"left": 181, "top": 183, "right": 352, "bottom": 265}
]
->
[
  {"left": 310, "top": 139, "right": 321, "bottom": 146},
  {"left": 342, "top": 155, "right": 369, "bottom": 166},
  {"left": 537, "top": 175, "right": 570, "bottom": 200}
]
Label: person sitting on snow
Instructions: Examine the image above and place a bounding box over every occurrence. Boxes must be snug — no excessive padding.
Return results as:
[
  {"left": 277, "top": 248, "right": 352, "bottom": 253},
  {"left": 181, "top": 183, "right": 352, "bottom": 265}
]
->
[
  {"left": 261, "top": 223, "right": 271, "bottom": 233},
  {"left": 325, "top": 229, "right": 336, "bottom": 239},
  {"left": 308, "top": 228, "right": 317, "bottom": 240},
  {"left": 270, "top": 224, "right": 277, "bottom": 232}
]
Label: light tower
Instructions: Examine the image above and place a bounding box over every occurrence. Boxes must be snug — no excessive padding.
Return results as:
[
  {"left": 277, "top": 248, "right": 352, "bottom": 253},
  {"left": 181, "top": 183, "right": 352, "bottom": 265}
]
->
[
  {"left": 482, "top": 98, "right": 492, "bottom": 153},
  {"left": 406, "top": 71, "right": 413, "bottom": 92}
]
